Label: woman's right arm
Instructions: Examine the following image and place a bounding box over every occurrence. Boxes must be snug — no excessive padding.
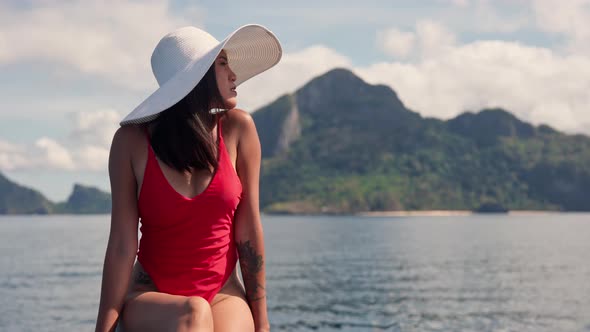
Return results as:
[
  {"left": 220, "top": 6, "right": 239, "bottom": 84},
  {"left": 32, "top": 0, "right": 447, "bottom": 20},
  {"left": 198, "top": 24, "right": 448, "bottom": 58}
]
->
[{"left": 95, "top": 127, "right": 140, "bottom": 332}]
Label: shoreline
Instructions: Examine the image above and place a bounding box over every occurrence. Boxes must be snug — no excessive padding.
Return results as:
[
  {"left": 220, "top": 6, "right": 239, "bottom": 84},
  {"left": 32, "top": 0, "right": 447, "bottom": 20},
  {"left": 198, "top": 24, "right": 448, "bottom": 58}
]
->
[
  {"left": 357, "top": 210, "right": 473, "bottom": 217},
  {"left": 0, "top": 210, "right": 587, "bottom": 217},
  {"left": 356, "top": 210, "right": 576, "bottom": 217}
]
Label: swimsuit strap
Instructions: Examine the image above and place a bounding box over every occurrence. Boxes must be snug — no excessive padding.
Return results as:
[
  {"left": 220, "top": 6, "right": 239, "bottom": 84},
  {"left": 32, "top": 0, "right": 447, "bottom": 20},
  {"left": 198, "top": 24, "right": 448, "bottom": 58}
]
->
[{"left": 216, "top": 114, "right": 222, "bottom": 143}]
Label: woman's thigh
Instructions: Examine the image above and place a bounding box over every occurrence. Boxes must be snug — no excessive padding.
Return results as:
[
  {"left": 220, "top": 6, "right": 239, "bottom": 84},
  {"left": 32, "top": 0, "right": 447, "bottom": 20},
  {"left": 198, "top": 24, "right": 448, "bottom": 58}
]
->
[
  {"left": 122, "top": 291, "right": 213, "bottom": 332},
  {"left": 210, "top": 276, "right": 254, "bottom": 332}
]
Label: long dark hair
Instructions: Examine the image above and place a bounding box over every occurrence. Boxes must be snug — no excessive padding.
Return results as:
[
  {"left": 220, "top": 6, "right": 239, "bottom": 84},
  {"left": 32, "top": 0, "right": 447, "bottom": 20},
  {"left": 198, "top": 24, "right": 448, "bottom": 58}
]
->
[{"left": 147, "top": 64, "right": 224, "bottom": 172}]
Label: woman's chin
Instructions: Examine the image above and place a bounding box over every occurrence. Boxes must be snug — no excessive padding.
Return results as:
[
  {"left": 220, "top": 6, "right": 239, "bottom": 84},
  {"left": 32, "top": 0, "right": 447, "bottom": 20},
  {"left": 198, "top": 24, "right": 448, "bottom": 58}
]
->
[{"left": 224, "top": 98, "right": 237, "bottom": 110}]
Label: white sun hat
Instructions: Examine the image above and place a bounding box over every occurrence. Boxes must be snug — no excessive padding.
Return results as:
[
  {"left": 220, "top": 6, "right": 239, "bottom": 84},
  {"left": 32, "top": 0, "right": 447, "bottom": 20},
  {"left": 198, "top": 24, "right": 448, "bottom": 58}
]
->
[{"left": 120, "top": 24, "right": 282, "bottom": 125}]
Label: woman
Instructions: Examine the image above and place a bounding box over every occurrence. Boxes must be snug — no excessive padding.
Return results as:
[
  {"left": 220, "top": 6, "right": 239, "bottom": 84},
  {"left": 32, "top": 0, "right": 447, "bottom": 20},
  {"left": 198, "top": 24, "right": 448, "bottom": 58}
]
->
[{"left": 94, "top": 25, "right": 282, "bottom": 332}]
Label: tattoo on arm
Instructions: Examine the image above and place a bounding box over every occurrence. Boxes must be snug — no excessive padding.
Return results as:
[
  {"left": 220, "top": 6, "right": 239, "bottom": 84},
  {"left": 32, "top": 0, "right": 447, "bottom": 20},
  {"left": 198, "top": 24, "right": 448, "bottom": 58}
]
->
[{"left": 237, "top": 240, "right": 265, "bottom": 303}]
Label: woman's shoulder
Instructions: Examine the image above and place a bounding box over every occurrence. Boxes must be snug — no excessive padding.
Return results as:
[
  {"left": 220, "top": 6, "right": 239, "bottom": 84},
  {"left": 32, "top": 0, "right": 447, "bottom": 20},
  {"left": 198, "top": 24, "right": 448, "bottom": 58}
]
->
[
  {"left": 110, "top": 125, "right": 148, "bottom": 157},
  {"left": 223, "top": 109, "right": 257, "bottom": 138},
  {"left": 109, "top": 125, "right": 149, "bottom": 180},
  {"left": 112, "top": 125, "right": 146, "bottom": 144},
  {"left": 224, "top": 108, "right": 254, "bottom": 125}
]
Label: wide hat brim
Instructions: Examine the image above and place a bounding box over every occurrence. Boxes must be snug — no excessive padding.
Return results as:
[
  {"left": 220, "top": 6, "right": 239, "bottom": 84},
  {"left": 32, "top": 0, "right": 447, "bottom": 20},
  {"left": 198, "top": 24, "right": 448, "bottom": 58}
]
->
[{"left": 120, "top": 24, "right": 282, "bottom": 125}]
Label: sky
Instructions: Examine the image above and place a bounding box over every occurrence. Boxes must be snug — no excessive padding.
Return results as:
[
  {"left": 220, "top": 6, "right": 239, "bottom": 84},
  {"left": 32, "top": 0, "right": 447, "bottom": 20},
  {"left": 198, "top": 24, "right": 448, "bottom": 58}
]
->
[{"left": 1, "top": 0, "right": 589, "bottom": 201}]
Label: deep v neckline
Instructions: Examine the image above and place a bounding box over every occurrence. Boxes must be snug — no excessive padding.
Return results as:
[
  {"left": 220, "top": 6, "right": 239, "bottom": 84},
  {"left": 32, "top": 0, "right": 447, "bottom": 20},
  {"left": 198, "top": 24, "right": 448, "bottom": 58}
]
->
[{"left": 148, "top": 117, "right": 223, "bottom": 201}]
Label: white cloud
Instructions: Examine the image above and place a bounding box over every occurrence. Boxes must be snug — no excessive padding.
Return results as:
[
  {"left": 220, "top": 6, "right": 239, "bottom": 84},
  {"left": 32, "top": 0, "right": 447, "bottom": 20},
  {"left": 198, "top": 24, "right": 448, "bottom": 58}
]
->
[
  {"left": 75, "top": 145, "right": 110, "bottom": 172},
  {"left": 0, "top": 110, "right": 120, "bottom": 172},
  {"left": 68, "top": 109, "right": 121, "bottom": 147},
  {"left": 435, "top": 0, "right": 469, "bottom": 7},
  {"left": 365, "top": 18, "right": 590, "bottom": 135},
  {"left": 376, "top": 28, "right": 416, "bottom": 58},
  {"left": 0, "top": 0, "right": 203, "bottom": 91},
  {"left": 359, "top": 39, "right": 590, "bottom": 134},
  {"left": 416, "top": 20, "right": 457, "bottom": 59},
  {"left": 453, "top": 0, "right": 470, "bottom": 6},
  {"left": 429, "top": 0, "right": 531, "bottom": 35},
  {"left": 532, "top": 0, "right": 590, "bottom": 55},
  {"left": 34, "top": 137, "right": 76, "bottom": 170},
  {"left": 471, "top": 0, "right": 530, "bottom": 33},
  {"left": 0, "top": 137, "right": 75, "bottom": 171},
  {"left": 0, "top": 140, "right": 30, "bottom": 171},
  {"left": 377, "top": 20, "right": 457, "bottom": 60},
  {"left": 67, "top": 109, "right": 120, "bottom": 171}
]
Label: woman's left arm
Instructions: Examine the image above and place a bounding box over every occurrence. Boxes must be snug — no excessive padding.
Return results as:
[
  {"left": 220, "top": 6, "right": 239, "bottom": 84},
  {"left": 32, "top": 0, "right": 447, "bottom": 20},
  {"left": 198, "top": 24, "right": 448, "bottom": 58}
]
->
[{"left": 233, "top": 110, "right": 269, "bottom": 332}]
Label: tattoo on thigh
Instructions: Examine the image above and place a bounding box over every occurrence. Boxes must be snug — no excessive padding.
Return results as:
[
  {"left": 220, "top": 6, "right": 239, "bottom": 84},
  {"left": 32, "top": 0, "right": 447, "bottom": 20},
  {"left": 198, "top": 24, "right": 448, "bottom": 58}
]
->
[
  {"left": 237, "top": 240, "right": 265, "bottom": 303},
  {"left": 135, "top": 271, "right": 154, "bottom": 285}
]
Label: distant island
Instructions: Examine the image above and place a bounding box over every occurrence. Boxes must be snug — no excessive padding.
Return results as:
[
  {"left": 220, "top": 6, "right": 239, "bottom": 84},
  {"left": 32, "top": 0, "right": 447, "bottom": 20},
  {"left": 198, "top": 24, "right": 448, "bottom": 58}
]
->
[
  {"left": 0, "top": 173, "right": 110, "bottom": 214},
  {"left": 1, "top": 68, "right": 589, "bottom": 215},
  {"left": 253, "top": 68, "right": 590, "bottom": 214}
]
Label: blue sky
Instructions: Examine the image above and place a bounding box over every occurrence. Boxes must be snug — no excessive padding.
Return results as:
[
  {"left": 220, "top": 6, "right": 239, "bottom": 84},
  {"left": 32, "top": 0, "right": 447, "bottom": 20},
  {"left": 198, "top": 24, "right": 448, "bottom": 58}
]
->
[{"left": 1, "top": 0, "right": 589, "bottom": 201}]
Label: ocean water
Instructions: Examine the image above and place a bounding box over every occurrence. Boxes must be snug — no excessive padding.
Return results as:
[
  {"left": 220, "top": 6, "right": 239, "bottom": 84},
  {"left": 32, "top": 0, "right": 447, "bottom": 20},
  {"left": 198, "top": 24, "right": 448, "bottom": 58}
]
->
[{"left": 0, "top": 214, "right": 589, "bottom": 332}]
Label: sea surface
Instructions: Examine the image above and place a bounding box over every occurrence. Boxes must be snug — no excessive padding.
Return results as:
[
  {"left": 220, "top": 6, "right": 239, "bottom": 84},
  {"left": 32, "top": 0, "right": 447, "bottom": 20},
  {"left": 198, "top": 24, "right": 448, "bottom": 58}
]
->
[{"left": 1, "top": 214, "right": 589, "bottom": 332}]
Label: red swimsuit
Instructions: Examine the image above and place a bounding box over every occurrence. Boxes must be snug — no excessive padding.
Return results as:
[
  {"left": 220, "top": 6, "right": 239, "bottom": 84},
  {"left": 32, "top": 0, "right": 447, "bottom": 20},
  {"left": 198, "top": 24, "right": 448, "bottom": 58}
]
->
[{"left": 136, "top": 116, "right": 243, "bottom": 302}]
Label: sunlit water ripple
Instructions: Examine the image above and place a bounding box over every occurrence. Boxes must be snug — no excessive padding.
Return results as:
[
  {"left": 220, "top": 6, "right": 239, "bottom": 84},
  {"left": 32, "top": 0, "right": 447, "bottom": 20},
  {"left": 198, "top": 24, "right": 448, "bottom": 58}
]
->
[{"left": 1, "top": 214, "right": 589, "bottom": 331}]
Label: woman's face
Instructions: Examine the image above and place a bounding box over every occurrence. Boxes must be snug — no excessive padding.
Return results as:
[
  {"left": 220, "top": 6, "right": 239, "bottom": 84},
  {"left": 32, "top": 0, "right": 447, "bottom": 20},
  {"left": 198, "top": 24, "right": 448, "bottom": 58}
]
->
[{"left": 214, "top": 50, "right": 237, "bottom": 109}]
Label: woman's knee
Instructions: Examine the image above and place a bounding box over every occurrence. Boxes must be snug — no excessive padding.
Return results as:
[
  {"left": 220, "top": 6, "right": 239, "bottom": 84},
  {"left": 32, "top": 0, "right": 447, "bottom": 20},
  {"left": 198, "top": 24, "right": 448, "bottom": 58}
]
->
[
  {"left": 121, "top": 293, "right": 214, "bottom": 332},
  {"left": 182, "top": 296, "right": 213, "bottom": 331}
]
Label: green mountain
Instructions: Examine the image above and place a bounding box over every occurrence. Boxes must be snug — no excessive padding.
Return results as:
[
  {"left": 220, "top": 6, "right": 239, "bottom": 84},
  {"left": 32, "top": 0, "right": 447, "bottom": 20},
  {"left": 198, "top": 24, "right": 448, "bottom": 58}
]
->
[
  {"left": 54, "top": 184, "right": 111, "bottom": 214},
  {"left": 0, "top": 174, "right": 111, "bottom": 215},
  {"left": 252, "top": 68, "right": 590, "bottom": 214},
  {"left": 0, "top": 172, "right": 54, "bottom": 214}
]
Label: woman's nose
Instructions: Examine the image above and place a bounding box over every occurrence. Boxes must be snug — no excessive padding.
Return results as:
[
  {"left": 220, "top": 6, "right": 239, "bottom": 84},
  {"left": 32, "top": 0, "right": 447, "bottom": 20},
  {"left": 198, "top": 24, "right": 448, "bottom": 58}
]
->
[{"left": 228, "top": 66, "right": 237, "bottom": 82}]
